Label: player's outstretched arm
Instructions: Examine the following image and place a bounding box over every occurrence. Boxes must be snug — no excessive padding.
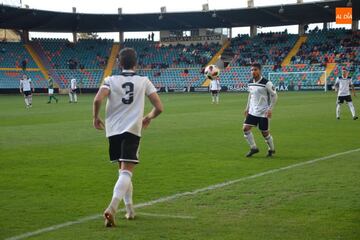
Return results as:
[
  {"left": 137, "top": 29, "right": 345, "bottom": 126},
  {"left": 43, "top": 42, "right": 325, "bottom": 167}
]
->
[
  {"left": 143, "top": 92, "right": 163, "bottom": 129},
  {"left": 93, "top": 87, "right": 110, "bottom": 130}
]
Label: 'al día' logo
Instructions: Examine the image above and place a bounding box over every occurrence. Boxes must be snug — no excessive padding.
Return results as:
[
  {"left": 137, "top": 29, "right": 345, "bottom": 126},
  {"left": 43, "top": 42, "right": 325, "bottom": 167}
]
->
[{"left": 336, "top": 8, "right": 352, "bottom": 24}]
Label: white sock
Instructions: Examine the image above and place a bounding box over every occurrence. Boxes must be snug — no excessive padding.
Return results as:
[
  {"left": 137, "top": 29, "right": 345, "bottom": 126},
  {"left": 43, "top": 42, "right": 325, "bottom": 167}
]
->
[
  {"left": 264, "top": 134, "right": 275, "bottom": 151},
  {"left": 244, "top": 130, "right": 257, "bottom": 149},
  {"left": 124, "top": 181, "right": 135, "bottom": 217},
  {"left": 123, "top": 181, "right": 133, "bottom": 206},
  {"left": 69, "top": 93, "right": 73, "bottom": 102},
  {"left": 348, "top": 102, "right": 356, "bottom": 117},
  {"left": 74, "top": 93, "right": 77, "bottom": 102},
  {"left": 336, "top": 104, "right": 341, "bottom": 118},
  {"left": 108, "top": 170, "right": 132, "bottom": 212},
  {"left": 211, "top": 96, "right": 215, "bottom": 102},
  {"left": 216, "top": 95, "right": 219, "bottom": 103},
  {"left": 28, "top": 96, "right": 32, "bottom": 105},
  {"left": 24, "top": 97, "right": 29, "bottom": 106}
]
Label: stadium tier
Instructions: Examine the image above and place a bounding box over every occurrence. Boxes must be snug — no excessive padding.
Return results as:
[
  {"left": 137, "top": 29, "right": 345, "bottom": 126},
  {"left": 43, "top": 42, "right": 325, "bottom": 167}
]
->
[
  {"left": 48, "top": 69, "right": 104, "bottom": 89},
  {"left": 32, "top": 38, "right": 113, "bottom": 69},
  {"left": 112, "top": 68, "right": 203, "bottom": 88},
  {"left": 121, "top": 39, "right": 220, "bottom": 68},
  {"left": 0, "top": 70, "right": 46, "bottom": 88},
  {"left": 0, "top": 29, "right": 359, "bottom": 91},
  {"left": 0, "top": 42, "right": 37, "bottom": 68},
  {"left": 293, "top": 28, "right": 359, "bottom": 65},
  {"left": 30, "top": 38, "right": 113, "bottom": 88},
  {"left": 229, "top": 32, "right": 298, "bottom": 66}
]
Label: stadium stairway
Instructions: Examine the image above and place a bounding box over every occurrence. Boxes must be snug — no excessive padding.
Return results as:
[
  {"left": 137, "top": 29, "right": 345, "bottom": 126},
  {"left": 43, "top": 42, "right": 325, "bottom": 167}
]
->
[
  {"left": 101, "top": 43, "right": 120, "bottom": 85},
  {"left": 202, "top": 39, "right": 231, "bottom": 87},
  {"left": 321, "top": 62, "right": 337, "bottom": 85},
  {"left": 281, "top": 35, "right": 307, "bottom": 67},
  {"left": 24, "top": 43, "right": 49, "bottom": 80}
]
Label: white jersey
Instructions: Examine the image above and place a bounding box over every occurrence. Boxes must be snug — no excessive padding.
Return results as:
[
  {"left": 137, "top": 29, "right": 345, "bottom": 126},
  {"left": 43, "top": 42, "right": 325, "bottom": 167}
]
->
[
  {"left": 209, "top": 79, "right": 221, "bottom": 91},
  {"left": 247, "top": 77, "right": 277, "bottom": 118},
  {"left": 101, "top": 70, "right": 157, "bottom": 137},
  {"left": 335, "top": 77, "right": 352, "bottom": 96},
  {"left": 70, "top": 78, "right": 77, "bottom": 90},
  {"left": 20, "top": 78, "right": 32, "bottom": 91}
]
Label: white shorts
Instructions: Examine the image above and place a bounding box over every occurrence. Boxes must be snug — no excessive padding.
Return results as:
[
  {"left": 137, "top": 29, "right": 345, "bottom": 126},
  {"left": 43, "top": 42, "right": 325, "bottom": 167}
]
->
[{"left": 48, "top": 89, "right": 54, "bottom": 94}]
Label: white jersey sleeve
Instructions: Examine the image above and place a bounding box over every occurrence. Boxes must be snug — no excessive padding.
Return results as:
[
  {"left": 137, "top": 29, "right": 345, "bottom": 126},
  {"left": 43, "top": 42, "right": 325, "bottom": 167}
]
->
[
  {"left": 145, "top": 78, "right": 157, "bottom": 96},
  {"left": 102, "top": 77, "right": 111, "bottom": 90},
  {"left": 265, "top": 81, "right": 278, "bottom": 110}
]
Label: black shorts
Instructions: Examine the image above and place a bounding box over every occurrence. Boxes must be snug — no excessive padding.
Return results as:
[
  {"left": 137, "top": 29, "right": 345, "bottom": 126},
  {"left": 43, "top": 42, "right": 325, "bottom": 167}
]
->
[
  {"left": 211, "top": 90, "right": 219, "bottom": 95},
  {"left": 108, "top": 132, "right": 140, "bottom": 164},
  {"left": 23, "top": 91, "right": 32, "bottom": 96},
  {"left": 337, "top": 95, "right": 352, "bottom": 104},
  {"left": 71, "top": 88, "right": 79, "bottom": 94},
  {"left": 244, "top": 114, "right": 269, "bottom": 131}
]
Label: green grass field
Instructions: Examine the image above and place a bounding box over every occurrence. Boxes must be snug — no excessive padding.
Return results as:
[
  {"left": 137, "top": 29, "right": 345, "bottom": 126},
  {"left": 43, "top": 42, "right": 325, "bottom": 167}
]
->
[{"left": 0, "top": 92, "right": 359, "bottom": 240}]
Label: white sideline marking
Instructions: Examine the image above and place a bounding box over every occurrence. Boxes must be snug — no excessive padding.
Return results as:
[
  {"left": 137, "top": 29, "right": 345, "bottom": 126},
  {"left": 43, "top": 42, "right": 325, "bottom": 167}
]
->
[
  {"left": 135, "top": 212, "right": 195, "bottom": 219},
  {"left": 5, "top": 148, "right": 360, "bottom": 240}
]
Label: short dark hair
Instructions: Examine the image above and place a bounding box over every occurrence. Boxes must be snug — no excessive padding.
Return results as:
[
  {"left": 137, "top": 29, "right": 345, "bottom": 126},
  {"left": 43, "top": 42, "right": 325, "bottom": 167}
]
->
[
  {"left": 251, "top": 63, "right": 262, "bottom": 70},
  {"left": 119, "top": 48, "right": 137, "bottom": 70}
]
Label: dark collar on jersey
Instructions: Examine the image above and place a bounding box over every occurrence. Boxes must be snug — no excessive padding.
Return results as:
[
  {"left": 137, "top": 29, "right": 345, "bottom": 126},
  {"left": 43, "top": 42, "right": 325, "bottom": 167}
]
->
[
  {"left": 120, "top": 70, "right": 136, "bottom": 76},
  {"left": 249, "top": 76, "right": 268, "bottom": 85}
]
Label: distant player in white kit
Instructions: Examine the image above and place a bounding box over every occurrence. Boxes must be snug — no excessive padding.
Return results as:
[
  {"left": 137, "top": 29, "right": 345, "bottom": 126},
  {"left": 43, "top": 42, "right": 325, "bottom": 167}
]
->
[
  {"left": 93, "top": 48, "right": 163, "bottom": 227},
  {"left": 335, "top": 68, "right": 357, "bottom": 120},
  {"left": 209, "top": 77, "right": 221, "bottom": 104},
  {"left": 243, "top": 63, "right": 278, "bottom": 157},
  {"left": 69, "top": 77, "right": 78, "bottom": 103},
  {"left": 19, "top": 74, "right": 34, "bottom": 108}
]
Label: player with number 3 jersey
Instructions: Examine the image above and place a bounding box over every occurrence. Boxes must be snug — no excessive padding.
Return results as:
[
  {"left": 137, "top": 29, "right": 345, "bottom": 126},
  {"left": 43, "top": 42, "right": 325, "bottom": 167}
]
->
[{"left": 93, "top": 48, "right": 163, "bottom": 228}]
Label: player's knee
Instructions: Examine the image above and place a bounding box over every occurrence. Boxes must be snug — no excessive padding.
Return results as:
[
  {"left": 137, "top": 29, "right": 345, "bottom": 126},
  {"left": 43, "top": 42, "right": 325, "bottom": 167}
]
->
[{"left": 243, "top": 126, "right": 251, "bottom": 132}]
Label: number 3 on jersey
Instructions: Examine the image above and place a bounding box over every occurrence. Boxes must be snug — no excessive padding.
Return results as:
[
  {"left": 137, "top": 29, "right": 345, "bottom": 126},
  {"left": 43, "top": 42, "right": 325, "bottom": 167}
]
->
[{"left": 122, "top": 82, "right": 134, "bottom": 104}]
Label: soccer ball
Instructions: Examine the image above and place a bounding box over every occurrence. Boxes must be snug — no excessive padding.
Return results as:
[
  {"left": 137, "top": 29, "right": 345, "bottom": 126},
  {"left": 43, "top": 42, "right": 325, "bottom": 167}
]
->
[{"left": 204, "top": 65, "right": 220, "bottom": 79}]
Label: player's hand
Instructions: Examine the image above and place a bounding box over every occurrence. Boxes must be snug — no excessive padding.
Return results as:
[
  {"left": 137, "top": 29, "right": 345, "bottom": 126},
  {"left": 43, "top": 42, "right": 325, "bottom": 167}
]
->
[
  {"left": 93, "top": 117, "right": 105, "bottom": 130},
  {"left": 266, "top": 109, "right": 272, "bottom": 119},
  {"left": 142, "top": 116, "right": 152, "bottom": 129},
  {"left": 244, "top": 110, "right": 249, "bottom": 116}
]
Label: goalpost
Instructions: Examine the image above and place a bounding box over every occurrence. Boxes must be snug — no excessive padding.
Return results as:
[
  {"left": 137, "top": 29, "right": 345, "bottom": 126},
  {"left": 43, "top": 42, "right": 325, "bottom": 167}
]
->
[{"left": 268, "top": 71, "right": 327, "bottom": 92}]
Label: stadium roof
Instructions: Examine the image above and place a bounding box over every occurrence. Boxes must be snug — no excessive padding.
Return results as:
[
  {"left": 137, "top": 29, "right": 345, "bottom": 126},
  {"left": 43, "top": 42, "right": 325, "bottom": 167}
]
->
[{"left": 0, "top": 0, "right": 358, "bottom": 32}]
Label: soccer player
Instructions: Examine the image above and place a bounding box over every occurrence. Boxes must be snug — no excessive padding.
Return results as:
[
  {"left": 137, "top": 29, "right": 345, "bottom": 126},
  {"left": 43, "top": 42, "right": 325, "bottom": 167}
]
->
[
  {"left": 335, "top": 68, "right": 358, "bottom": 120},
  {"left": 68, "top": 77, "right": 78, "bottom": 103},
  {"left": 209, "top": 76, "right": 221, "bottom": 104},
  {"left": 93, "top": 48, "right": 163, "bottom": 227},
  {"left": 243, "top": 63, "right": 278, "bottom": 157},
  {"left": 19, "top": 74, "right": 34, "bottom": 108},
  {"left": 47, "top": 74, "right": 58, "bottom": 103}
]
